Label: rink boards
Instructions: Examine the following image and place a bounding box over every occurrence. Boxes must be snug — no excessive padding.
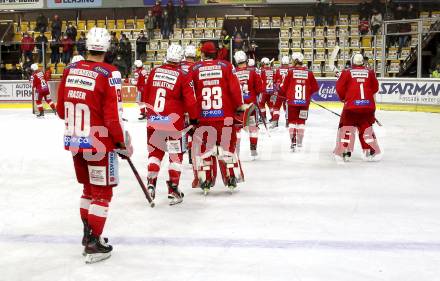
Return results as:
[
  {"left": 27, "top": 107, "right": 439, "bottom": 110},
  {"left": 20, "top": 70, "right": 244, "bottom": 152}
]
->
[{"left": 1, "top": 77, "right": 440, "bottom": 112}]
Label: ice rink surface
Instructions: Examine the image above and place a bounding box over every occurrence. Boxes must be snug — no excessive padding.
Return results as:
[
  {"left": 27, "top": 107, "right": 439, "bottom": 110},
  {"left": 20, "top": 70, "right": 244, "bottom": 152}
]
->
[{"left": 1, "top": 107, "right": 440, "bottom": 281}]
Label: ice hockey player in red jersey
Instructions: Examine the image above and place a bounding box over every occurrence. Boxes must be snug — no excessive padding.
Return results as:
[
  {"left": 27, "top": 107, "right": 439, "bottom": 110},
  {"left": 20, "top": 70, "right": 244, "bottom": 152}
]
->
[
  {"left": 271, "top": 55, "right": 291, "bottom": 128},
  {"left": 276, "top": 52, "right": 319, "bottom": 151},
  {"left": 181, "top": 45, "right": 197, "bottom": 164},
  {"left": 142, "top": 44, "right": 198, "bottom": 205},
  {"left": 233, "top": 50, "right": 263, "bottom": 158},
  {"left": 191, "top": 41, "right": 247, "bottom": 194},
  {"left": 258, "top": 57, "right": 275, "bottom": 122},
  {"left": 132, "top": 60, "right": 149, "bottom": 120},
  {"left": 334, "top": 53, "right": 381, "bottom": 161},
  {"left": 30, "top": 63, "right": 56, "bottom": 117},
  {"left": 56, "top": 27, "right": 132, "bottom": 264}
]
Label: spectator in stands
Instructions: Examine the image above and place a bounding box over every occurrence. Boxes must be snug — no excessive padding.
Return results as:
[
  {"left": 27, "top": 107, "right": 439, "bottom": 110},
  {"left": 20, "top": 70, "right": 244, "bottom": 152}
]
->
[
  {"left": 325, "top": 0, "right": 336, "bottom": 26},
  {"left": 61, "top": 34, "right": 74, "bottom": 64},
  {"left": 119, "top": 34, "right": 132, "bottom": 73},
  {"left": 359, "top": 0, "right": 372, "bottom": 18},
  {"left": 22, "top": 58, "right": 33, "bottom": 79},
  {"left": 314, "top": 0, "right": 324, "bottom": 26},
  {"left": 145, "top": 9, "right": 155, "bottom": 39},
  {"left": 50, "top": 37, "right": 61, "bottom": 65},
  {"left": 371, "top": 0, "right": 382, "bottom": 13},
  {"left": 359, "top": 16, "right": 370, "bottom": 36},
  {"left": 51, "top": 14, "right": 62, "bottom": 39},
  {"left": 35, "top": 32, "right": 48, "bottom": 64},
  {"left": 66, "top": 22, "right": 77, "bottom": 41},
  {"left": 394, "top": 3, "right": 406, "bottom": 20},
  {"left": 152, "top": 0, "right": 163, "bottom": 29},
  {"left": 371, "top": 9, "right": 383, "bottom": 35},
  {"left": 166, "top": 0, "right": 176, "bottom": 26},
  {"left": 233, "top": 32, "right": 243, "bottom": 52},
  {"left": 176, "top": 0, "right": 188, "bottom": 28},
  {"left": 407, "top": 4, "right": 417, "bottom": 19},
  {"left": 398, "top": 21, "right": 411, "bottom": 50},
  {"left": 220, "top": 28, "right": 231, "bottom": 50},
  {"left": 431, "top": 63, "right": 440, "bottom": 78},
  {"left": 136, "top": 30, "right": 148, "bottom": 60},
  {"left": 20, "top": 32, "right": 35, "bottom": 62},
  {"left": 161, "top": 10, "right": 172, "bottom": 39},
  {"left": 113, "top": 54, "right": 128, "bottom": 78},
  {"left": 0, "top": 64, "right": 6, "bottom": 80},
  {"left": 105, "top": 32, "right": 119, "bottom": 64},
  {"left": 76, "top": 32, "right": 87, "bottom": 58},
  {"left": 8, "top": 64, "right": 23, "bottom": 80},
  {"left": 35, "top": 13, "right": 48, "bottom": 33}
]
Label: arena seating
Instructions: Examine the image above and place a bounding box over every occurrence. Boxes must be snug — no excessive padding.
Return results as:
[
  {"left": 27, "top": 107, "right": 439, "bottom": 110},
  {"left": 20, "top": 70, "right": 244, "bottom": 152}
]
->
[{"left": 10, "top": 9, "right": 440, "bottom": 78}]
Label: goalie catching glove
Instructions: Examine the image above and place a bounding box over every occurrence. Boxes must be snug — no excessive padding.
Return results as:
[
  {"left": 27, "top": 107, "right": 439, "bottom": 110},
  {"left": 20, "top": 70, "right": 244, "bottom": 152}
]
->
[{"left": 234, "top": 103, "right": 257, "bottom": 129}]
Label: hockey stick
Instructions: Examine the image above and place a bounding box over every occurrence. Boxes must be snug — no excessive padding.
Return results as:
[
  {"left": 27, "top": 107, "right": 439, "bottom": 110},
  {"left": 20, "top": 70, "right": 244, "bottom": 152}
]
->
[
  {"left": 126, "top": 157, "right": 155, "bottom": 208},
  {"left": 328, "top": 45, "right": 341, "bottom": 78},
  {"left": 254, "top": 102, "right": 271, "bottom": 137}
]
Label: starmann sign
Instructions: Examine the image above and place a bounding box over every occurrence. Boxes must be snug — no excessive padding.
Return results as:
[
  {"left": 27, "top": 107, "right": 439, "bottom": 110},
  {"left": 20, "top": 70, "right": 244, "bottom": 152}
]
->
[{"left": 47, "top": 0, "right": 102, "bottom": 9}]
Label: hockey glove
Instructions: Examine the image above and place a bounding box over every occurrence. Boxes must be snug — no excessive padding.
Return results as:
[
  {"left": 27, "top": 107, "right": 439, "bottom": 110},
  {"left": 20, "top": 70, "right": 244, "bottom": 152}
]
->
[{"left": 115, "top": 131, "right": 133, "bottom": 160}]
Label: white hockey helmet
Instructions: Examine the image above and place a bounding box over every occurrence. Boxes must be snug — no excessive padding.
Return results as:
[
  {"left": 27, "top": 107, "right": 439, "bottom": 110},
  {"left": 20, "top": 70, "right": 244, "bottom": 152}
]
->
[
  {"left": 71, "top": 55, "right": 84, "bottom": 63},
  {"left": 352, "top": 53, "right": 364, "bottom": 66},
  {"left": 261, "top": 57, "right": 270, "bottom": 65},
  {"left": 86, "top": 27, "right": 111, "bottom": 52},
  {"left": 291, "top": 52, "right": 304, "bottom": 63},
  {"left": 234, "top": 50, "right": 247, "bottom": 64},
  {"left": 248, "top": 58, "right": 255, "bottom": 67},
  {"left": 166, "top": 44, "right": 184, "bottom": 63},
  {"left": 281, "top": 55, "right": 290, "bottom": 65},
  {"left": 184, "top": 45, "right": 196, "bottom": 58},
  {"left": 134, "top": 59, "right": 143, "bottom": 68},
  {"left": 30, "top": 63, "right": 39, "bottom": 71}
]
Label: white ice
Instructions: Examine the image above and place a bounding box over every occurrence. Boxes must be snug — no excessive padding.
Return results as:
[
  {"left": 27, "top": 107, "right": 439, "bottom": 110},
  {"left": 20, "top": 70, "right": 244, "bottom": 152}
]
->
[{"left": 1, "top": 107, "right": 440, "bottom": 281}]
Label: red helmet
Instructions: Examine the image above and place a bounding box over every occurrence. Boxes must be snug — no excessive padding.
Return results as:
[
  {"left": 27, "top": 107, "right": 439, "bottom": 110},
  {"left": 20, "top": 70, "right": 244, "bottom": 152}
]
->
[{"left": 201, "top": 41, "right": 217, "bottom": 54}]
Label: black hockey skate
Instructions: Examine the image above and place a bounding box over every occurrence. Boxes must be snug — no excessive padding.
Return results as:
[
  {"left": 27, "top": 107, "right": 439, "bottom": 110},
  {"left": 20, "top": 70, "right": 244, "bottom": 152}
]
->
[
  {"left": 82, "top": 220, "right": 109, "bottom": 256},
  {"left": 147, "top": 178, "right": 156, "bottom": 200},
  {"left": 342, "top": 151, "right": 352, "bottom": 162},
  {"left": 167, "top": 181, "right": 184, "bottom": 205},
  {"left": 188, "top": 149, "right": 192, "bottom": 164},
  {"left": 250, "top": 144, "right": 258, "bottom": 158},
  {"left": 36, "top": 111, "right": 44, "bottom": 118},
  {"left": 200, "top": 181, "right": 212, "bottom": 196},
  {"left": 138, "top": 113, "right": 147, "bottom": 120},
  {"left": 290, "top": 138, "right": 296, "bottom": 152},
  {"left": 270, "top": 120, "right": 278, "bottom": 129},
  {"left": 84, "top": 235, "right": 113, "bottom": 264},
  {"left": 226, "top": 177, "right": 238, "bottom": 192}
]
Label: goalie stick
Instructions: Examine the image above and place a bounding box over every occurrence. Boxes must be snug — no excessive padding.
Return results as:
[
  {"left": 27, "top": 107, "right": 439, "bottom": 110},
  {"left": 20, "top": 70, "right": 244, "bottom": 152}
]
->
[{"left": 126, "top": 157, "right": 155, "bottom": 208}]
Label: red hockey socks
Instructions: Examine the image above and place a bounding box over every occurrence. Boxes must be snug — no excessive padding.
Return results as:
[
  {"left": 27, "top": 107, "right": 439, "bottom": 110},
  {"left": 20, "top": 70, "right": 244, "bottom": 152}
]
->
[{"left": 88, "top": 200, "right": 109, "bottom": 237}]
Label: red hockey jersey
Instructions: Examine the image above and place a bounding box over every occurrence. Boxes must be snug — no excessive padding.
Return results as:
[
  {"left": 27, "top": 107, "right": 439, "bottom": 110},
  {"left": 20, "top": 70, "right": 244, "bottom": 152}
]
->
[
  {"left": 336, "top": 66, "right": 379, "bottom": 111},
  {"left": 31, "top": 70, "right": 50, "bottom": 96},
  {"left": 278, "top": 66, "right": 319, "bottom": 107},
  {"left": 274, "top": 66, "right": 290, "bottom": 89},
  {"left": 180, "top": 60, "right": 194, "bottom": 73},
  {"left": 56, "top": 60, "right": 125, "bottom": 153},
  {"left": 234, "top": 65, "right": 263, "bottom": 104},
  {"left": 132, "top": 67, "right": 149, "bottom": 94},
  {"left": 191, "top": 59, "right": 243, "bottom": 122},
  {"left": 260, "top": 66, "right": 275, "bottom": 94},
  {"left": 142, "top": 63, "right": 198, "bottom": 131}
]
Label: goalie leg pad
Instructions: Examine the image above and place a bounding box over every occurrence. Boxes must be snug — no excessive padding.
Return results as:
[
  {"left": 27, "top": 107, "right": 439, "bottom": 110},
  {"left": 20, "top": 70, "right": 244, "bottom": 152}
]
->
[{"left": 217, "top": 147, "right": 244, "bottom": 186}]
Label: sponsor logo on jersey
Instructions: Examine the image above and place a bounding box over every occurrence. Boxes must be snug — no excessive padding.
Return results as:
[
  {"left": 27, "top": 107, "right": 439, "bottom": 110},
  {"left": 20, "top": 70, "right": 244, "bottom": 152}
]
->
[
  {"left": 156, "top": 67, "right": 180, "bottom": 77},
  {"left": 65, "top": 75, "right": 96, "bottom": 91},
  {"left": 279, "top": 69, "right": 289, "bottom": 76},
  {"left": 292, "top": 70, "right": 308, "bottom": 79},
  {"left": 89, "top": 166, "right": 107, "bottom": 186},
  {"left": 199, "top": 70, "right": 223, "bottom": 80},
  {"left": 108, "top": 152, "right": 118, "bottom": 185},
  {"left": 64, "top": 135, "right": 93, "bottom": 149},
  {"left": 109, "top": 77, "right": 122, "bottom": 87},
  {"left": 291, "top": 99, "right": 306, "bottom": 105},
  {"left": 201, "top": 109, "right": 224, "bottom": 118},
  {"left": 199, "top": 65, "right": 221, "bottom": 72},
  {"left": 350, "top": 70, "right": 369, "bottom": 78},
  {"left": 153, "top": 72, "right": 178, "bottom": 85},
  {"left": 149, "top": 115, "right": 171, "bottom": 123},
  {"left": 69, "top": 68, "right": 99, "bottom": 79},
  {"left": 355, "top": 99, "right": 371, "bottom": 106},
  {"left": 236, "top": 71, "right": 250, "bottom": 81},
  {"left": 93, "top": 66, "right": 110, "bottom": 77},
  {"left": 67, "top": 90, "right": 86, "bottom": 100}
]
